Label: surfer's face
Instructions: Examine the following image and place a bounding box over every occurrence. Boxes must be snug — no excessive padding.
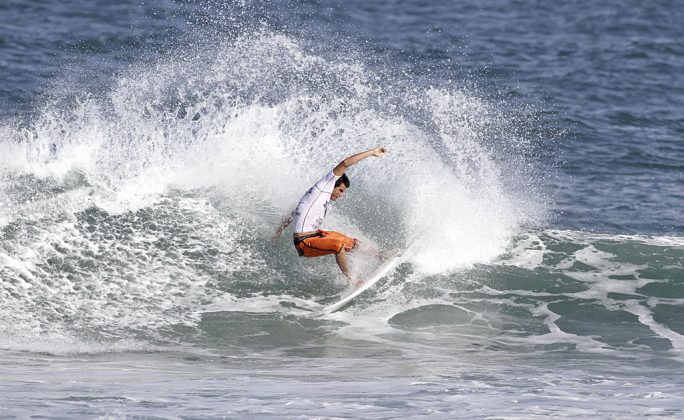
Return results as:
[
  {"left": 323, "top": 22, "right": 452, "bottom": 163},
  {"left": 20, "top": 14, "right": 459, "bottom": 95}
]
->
[{"left": 331, "top": 184, "right": 347, "bottom": 201}]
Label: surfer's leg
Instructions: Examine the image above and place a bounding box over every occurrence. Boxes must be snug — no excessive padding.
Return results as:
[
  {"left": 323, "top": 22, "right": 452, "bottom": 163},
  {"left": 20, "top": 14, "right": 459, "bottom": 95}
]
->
[
  {"left": 335, "top": 250, "right": 362, "bottom": 287},
  {"left": 335, "top": 250, "right": 351, "bottom": 278},
  {"left": 300, "top": 232, "right": 360, "bottom": 286}
]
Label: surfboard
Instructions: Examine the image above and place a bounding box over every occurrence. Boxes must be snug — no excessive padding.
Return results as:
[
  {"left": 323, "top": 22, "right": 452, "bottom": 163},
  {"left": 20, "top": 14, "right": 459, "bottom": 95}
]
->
[{"left": 320, "top": 245, "right": 413, "bottom": 314}]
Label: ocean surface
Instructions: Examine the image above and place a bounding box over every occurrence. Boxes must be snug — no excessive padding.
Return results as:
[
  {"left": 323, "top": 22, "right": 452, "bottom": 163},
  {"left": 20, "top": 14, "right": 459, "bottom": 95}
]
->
[{"left": 1, "top": 0, "right": 683, "bottom": 418}]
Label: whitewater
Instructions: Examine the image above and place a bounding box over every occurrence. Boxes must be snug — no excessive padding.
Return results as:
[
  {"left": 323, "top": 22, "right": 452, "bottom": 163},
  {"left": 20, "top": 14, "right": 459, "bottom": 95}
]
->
[{"left": 1, "top": 0, "right": 683, "bottom": 418}]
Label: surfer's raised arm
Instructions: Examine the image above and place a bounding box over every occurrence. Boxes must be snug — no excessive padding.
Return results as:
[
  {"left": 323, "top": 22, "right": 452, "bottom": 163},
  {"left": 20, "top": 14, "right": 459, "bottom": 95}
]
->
[{"left": 333, "top": 146, "right": 387, "bottom": 176}]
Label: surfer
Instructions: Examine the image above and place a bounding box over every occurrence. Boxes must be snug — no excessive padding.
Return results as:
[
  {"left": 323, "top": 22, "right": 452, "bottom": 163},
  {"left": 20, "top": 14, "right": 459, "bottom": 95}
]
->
[{"left": 273, "top": 147, "right": 387, "bottom": 285}]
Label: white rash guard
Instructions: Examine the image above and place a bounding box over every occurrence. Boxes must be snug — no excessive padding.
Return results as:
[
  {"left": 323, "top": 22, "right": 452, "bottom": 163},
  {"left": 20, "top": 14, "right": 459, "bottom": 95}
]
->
[{"left": 292, "top": 170, "right": 341, "bottom": 233}]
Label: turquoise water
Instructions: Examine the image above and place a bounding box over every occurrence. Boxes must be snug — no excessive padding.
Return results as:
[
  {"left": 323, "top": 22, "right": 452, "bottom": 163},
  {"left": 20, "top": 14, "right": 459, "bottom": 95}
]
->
[{"left": 1, "top": 0, "right": 683, "bottom": 417}]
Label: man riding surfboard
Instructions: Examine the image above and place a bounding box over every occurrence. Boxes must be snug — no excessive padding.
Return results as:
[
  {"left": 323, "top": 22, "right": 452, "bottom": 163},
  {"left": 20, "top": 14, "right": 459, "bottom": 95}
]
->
[{"left": 273, "top": 147, "right": 387, "bottom": 285}]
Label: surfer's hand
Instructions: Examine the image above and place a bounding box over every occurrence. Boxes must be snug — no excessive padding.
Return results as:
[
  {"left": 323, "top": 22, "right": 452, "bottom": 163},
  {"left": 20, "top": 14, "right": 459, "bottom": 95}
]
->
[{"left": 373, "top": 146, "right": 387, "bottom": 157}]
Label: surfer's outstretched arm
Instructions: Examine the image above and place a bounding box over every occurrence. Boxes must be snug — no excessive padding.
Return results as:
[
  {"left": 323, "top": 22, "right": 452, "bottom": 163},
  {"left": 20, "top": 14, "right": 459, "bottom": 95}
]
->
[{"left": 333, "top": 146, "right": 387, "bottom": 176}]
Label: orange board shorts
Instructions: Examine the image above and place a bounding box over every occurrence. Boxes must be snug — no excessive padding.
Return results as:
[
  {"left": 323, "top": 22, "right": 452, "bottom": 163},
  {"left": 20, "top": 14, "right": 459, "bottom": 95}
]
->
[{"left": 294, "top": 230, "right": 356, "bottom": 258}]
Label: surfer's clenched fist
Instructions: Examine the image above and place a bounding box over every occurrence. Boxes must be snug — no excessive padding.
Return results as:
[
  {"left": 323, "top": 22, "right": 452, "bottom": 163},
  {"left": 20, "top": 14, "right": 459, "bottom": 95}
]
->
[
  {"left": 332, "top": 146, "right": 387, "bottom": 176},
  {"left": 372, "top": 146, "right": 387, "bottom": 157}
]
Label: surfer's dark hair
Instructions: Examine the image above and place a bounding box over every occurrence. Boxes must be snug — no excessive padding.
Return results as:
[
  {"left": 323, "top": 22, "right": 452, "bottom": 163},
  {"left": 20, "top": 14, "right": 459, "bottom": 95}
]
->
[{"left": 335, "top": 174, "right": 350, "bottom": 188}]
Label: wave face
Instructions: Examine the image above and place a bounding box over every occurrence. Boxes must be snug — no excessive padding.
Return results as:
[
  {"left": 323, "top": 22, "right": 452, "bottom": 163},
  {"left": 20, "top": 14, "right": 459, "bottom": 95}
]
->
[
  {"left": 0, "top": 31, "right": 544, "bottom": 349},
  {"left": 454, "top": 231, "right": 684, "bottom": 357},
  {"left": 196, "top": 230, "right": 684, "bottom": 361},
  {"left": 2, "top": 1, "right": 684, "bottom": 417}
]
